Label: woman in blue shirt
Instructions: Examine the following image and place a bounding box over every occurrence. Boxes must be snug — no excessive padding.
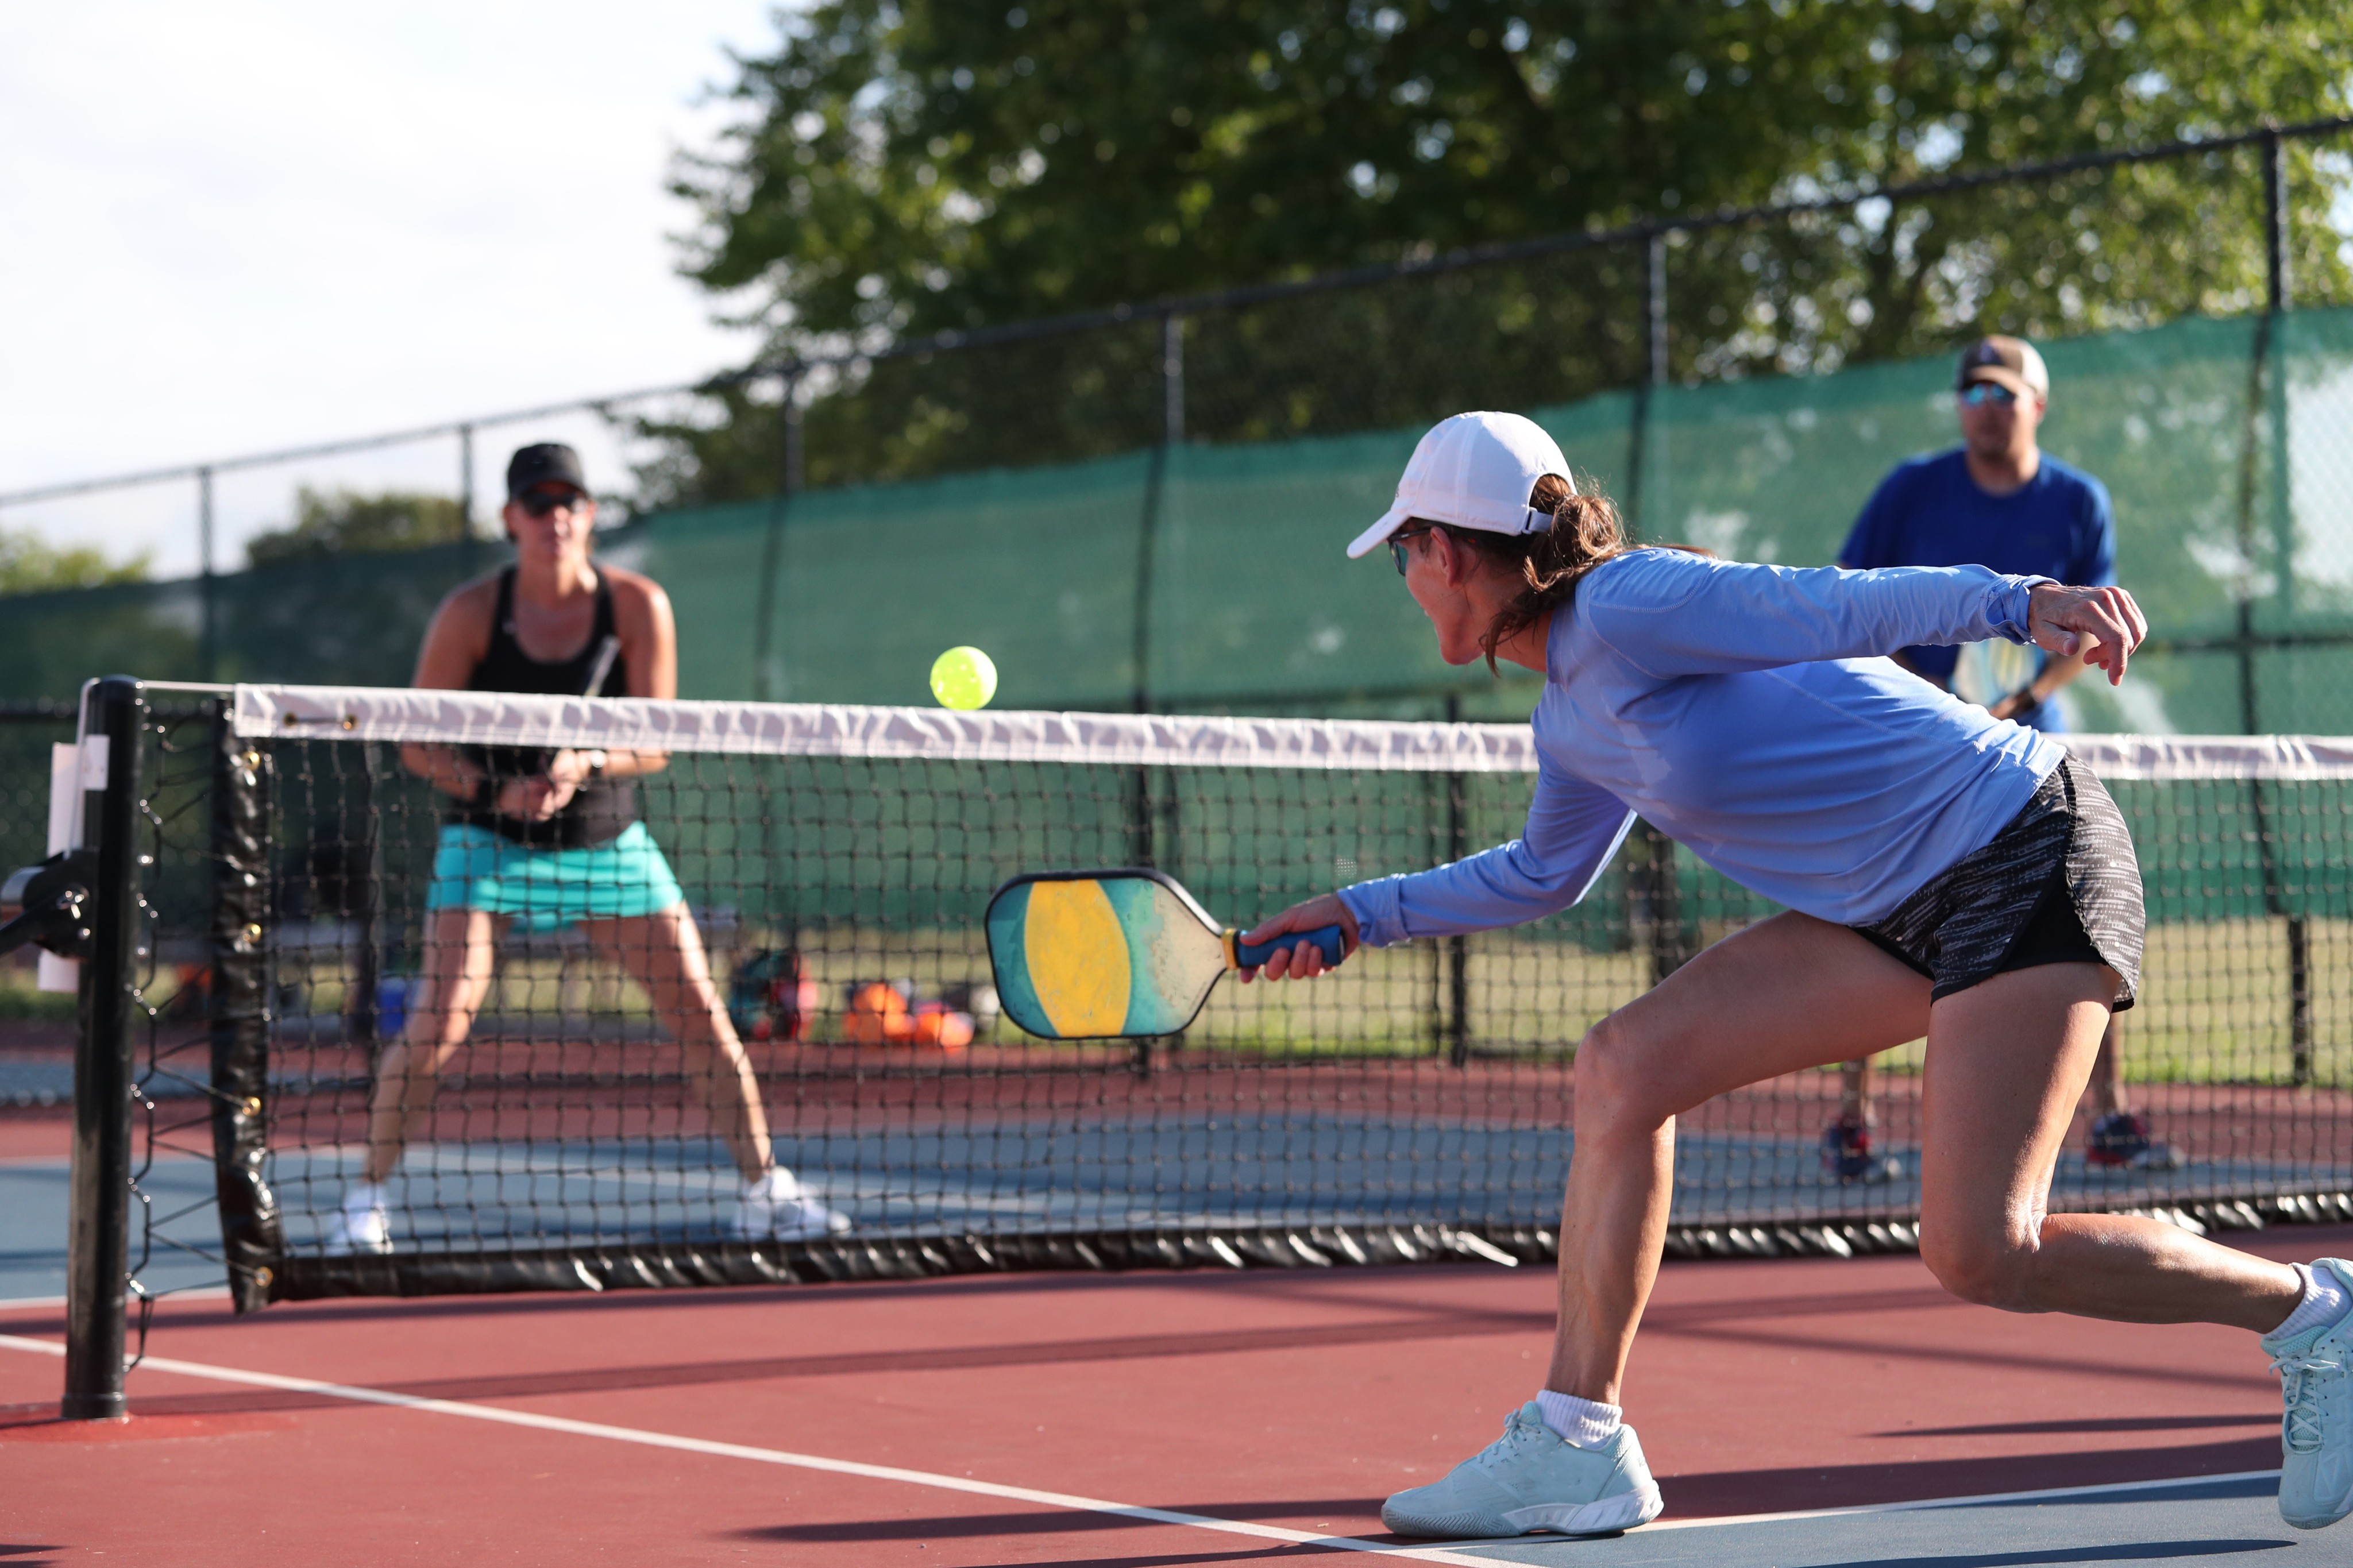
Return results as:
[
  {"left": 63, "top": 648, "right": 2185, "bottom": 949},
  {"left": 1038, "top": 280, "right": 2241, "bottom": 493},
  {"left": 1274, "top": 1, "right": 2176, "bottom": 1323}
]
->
[{"left": 1245, "top": 412, "right": 2353, "bottom": 1540}]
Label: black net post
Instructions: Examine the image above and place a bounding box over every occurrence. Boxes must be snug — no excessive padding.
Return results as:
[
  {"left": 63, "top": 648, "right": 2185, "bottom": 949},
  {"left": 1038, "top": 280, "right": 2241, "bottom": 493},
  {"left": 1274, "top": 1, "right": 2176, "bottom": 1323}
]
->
[
  {"left": 61, "top": 675, "right": 145, "bottom": 1420},
  {"left": 210, "top": 709, "right": 282, "bottom": 1311}
]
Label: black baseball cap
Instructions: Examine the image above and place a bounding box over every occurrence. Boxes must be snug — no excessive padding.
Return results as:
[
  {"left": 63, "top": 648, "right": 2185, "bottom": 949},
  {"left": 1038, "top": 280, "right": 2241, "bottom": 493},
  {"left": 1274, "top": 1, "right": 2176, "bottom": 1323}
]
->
[
  {"left": 506, "top": 443, "right": 589, "bottom": 501},
  {"left": 1955, "top": 335, "right": 2050, "bottom": 399}
]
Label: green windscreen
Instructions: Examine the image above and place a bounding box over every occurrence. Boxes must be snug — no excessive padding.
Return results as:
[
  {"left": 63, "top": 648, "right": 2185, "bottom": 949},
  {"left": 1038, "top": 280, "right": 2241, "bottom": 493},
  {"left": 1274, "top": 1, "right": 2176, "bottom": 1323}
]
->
[{"left": 8, "top": 308, "right": 2351, "bottom": 733}]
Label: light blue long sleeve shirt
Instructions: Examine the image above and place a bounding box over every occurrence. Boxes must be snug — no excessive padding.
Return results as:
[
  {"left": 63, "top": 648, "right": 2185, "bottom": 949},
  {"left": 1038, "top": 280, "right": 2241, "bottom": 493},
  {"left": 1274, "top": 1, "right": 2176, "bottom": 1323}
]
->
[{"left": 1337, "top": 549, "right": 2066, "bottom": 946}]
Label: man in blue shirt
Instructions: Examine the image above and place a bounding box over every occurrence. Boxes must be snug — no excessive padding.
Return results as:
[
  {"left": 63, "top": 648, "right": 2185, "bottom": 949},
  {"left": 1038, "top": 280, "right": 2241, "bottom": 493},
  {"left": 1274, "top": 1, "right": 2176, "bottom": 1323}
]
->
[
  {"left": 1829, "top": 335, "right": 2178, "bottom": 1176},
  {"left": 1841, "top": 336, "right": 2114, "bottom": 725}
]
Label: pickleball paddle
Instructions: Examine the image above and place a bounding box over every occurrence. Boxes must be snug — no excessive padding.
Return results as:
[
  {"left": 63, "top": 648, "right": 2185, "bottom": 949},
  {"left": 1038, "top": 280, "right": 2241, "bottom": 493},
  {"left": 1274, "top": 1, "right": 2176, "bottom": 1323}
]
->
[{"left": 985, "top": 868, "right": 1348, "bottom": 1040}]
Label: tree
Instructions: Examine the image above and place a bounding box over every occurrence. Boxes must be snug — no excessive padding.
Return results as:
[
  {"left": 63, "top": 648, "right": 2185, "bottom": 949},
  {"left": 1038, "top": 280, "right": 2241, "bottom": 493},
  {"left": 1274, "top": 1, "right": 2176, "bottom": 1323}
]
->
[
  {"left": 646, "top": 0, "right": 2353, "bottom": 507},
  {"left": 0, "top": 526, "right": 150, "bottom": 595},
  {"left": 245, "top": 487, "right": 475, "bottom": 569}
]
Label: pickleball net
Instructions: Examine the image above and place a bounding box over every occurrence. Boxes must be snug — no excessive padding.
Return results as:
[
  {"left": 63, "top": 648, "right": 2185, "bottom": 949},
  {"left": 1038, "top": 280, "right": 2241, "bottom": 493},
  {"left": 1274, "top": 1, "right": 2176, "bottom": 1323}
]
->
[{"left": 94, "top": 683, "right": 2353, "bottom": 1307}]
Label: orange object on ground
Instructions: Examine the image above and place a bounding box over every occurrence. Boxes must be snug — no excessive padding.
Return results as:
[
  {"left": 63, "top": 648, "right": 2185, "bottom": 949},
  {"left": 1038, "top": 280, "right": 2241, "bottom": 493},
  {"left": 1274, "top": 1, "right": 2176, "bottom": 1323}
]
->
[
  {"left": 840, "top": 983, "right": 971, "bottom": 1050},
  {"left": 911, "top": 1004, "right": 975, "bottom": 1049}
]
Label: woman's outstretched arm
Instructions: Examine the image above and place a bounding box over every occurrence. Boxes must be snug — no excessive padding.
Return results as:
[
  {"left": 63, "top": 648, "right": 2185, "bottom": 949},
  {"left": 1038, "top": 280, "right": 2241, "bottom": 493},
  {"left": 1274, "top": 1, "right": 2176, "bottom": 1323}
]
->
[
  {"left": 1338, "top": 762, "right": 1635, "bottom": 948},
  {"left": 1579, "top": 550, "right": 2139, "bottom": 680},
  {"left": 1244, "top": 763, "right": 1635, "bottom": 980}
]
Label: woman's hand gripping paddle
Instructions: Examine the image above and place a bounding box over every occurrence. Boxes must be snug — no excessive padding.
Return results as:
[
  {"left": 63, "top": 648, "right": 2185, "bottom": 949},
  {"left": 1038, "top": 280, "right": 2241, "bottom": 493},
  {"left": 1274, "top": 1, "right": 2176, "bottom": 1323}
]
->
[{"left": 985, "top": 869, "right": 1348, "bottom": 1040}]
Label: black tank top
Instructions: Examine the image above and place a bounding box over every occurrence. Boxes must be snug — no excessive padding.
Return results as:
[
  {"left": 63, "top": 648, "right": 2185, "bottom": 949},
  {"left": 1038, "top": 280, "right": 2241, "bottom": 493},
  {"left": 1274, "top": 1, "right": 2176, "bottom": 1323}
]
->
[{"left": 450, "top": 567, "right": 639, "bottom": 848}]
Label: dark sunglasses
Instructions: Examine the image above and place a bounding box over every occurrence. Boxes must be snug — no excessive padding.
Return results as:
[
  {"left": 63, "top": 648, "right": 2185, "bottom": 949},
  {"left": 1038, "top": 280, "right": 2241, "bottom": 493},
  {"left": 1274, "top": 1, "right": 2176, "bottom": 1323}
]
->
[
  {"left": 517, "top": 488, "right": 588, "bottom": 517},
  {"left": 1958, "top": 382, "right": 2020, "bottom": 407},
  {"left": 1388, "top": 529, "right": 1432, "bottom": 576}
]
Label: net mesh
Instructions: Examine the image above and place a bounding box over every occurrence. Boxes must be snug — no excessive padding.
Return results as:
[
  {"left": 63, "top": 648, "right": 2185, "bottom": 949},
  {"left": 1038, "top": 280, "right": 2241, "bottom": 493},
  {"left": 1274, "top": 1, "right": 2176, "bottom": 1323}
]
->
[{"left": 100, "top": 684, "right": 2351, "bottom": 1305}]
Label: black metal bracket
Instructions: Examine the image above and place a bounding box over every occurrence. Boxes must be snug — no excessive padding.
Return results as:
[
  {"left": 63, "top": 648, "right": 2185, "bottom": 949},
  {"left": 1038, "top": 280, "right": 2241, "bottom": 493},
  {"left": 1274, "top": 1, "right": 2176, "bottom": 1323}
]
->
[{"left": 0, "top": 848, "right": 101, "bottom": 960}]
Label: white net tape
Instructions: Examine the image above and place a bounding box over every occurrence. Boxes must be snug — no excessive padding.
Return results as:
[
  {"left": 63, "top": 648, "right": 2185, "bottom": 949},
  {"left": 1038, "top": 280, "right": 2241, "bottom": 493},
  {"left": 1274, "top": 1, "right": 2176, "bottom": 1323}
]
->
[{"left": 231, "top": 682, "right": 2353, "bottom": 781}]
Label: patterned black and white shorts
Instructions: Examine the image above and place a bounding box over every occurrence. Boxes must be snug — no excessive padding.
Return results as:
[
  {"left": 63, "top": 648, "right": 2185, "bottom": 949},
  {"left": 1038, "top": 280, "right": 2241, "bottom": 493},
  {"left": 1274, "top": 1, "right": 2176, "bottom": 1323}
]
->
[{"left": 1853, "top": 757, "right": 2145, "bottom": 1010}]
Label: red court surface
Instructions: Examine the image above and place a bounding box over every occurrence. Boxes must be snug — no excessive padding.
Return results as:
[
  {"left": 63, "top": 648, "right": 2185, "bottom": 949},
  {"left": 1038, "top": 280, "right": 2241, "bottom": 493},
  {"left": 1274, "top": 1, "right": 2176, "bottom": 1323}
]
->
[{"left": 2, "top": 1224, "right": 2333, "bottom": 1565}]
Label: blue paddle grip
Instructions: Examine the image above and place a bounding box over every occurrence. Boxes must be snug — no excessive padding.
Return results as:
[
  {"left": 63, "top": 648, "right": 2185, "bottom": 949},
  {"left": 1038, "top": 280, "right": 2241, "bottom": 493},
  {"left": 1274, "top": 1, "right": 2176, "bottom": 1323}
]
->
[{"left": 1234, "top": 924, "right": 1346, "bottom": 970}]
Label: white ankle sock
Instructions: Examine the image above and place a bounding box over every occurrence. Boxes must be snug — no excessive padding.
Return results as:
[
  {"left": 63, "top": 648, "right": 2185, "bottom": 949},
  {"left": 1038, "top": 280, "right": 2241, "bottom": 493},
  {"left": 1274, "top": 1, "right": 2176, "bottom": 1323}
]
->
[
  {"left": 1534, "top": 1389, "right": 1622, "bottom": 1449},
  {"left": 2273, "top": 1263, "right": 2352, "bottom": 1340},
  {"left": 744, "top": 1168, "right": 801, "bottom": 1199},
  {"left": 346, "top": 1181, "right": 385, "bottom": 1210}
]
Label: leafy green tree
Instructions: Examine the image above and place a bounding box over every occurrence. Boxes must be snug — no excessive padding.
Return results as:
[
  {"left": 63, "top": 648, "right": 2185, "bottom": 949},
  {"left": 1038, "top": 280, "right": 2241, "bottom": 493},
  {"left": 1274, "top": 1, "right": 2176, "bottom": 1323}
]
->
[
  {"left": 244, "top": 487, "right": 475, "bottom": 568},
  {"left": 0, "top": 527, "right": 150, "bottom": 595},
  {"left": 646, "top": 0, "right": 2353, "bottom": 507}
]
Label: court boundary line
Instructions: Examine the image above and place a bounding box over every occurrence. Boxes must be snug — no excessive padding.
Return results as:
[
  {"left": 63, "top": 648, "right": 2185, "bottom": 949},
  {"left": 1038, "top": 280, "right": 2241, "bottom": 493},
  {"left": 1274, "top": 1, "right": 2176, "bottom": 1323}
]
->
[
  {"left": 0, "top": 1332, "right": 1500, "bottom": 1565},
  {"left": 0, "top": 1330, "right": 2285, "bottom": 1554}
]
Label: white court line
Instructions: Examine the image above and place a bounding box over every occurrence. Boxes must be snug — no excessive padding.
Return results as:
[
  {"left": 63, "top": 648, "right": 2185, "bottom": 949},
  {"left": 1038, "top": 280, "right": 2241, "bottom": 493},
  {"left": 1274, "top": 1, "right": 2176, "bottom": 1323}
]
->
[
  {"left": 0, "top": 1332, "right": 1502, "bottom": 1566},
  {"left": 0, "top": 1330, "right": 2283, "bottom": 1554}
]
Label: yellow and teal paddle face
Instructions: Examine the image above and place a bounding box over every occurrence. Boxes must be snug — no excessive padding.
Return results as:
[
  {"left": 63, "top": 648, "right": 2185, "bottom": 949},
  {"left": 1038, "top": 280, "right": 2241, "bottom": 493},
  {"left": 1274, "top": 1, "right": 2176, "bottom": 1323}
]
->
[{"left": 986, "top": 871, "right": 1229, "bottom": 1040}]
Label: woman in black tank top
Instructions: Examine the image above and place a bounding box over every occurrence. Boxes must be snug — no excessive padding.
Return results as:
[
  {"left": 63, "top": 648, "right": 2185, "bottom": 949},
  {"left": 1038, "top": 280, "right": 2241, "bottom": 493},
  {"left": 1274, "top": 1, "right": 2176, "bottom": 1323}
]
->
[
  {"left": 449, "top": 564, "right": 642, "bottom": 849},
  {"left": 326, "top": 443, "right": 845, "bottom": 1253}
]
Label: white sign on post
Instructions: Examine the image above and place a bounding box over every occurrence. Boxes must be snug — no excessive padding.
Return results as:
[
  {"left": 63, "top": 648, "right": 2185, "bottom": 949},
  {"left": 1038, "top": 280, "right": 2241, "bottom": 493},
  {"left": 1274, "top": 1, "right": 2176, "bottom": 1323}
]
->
[{"left": 35, "top": 737, "right": 100, "bottom": 993}]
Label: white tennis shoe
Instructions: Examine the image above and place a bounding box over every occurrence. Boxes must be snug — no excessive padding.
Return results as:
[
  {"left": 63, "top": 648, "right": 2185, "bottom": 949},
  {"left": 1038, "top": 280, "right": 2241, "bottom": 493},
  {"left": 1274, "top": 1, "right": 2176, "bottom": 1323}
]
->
[
  {"left": 1380, "top": 1402, "right": 1665, "bottom": 1539},
  {"left": 2267, "top": 1257, "right": 2353, "bottom": 1531},
  {"left": 729, "top": 1168, "right": 850, "bottom": 1241},
  {"left": 322, "top": 1182, "right": 392, "bottom": 1255}
]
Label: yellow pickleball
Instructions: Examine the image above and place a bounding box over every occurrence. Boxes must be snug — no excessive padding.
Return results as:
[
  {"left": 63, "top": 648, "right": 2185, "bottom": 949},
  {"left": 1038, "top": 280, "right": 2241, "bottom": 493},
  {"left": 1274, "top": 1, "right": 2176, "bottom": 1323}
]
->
[{"left": 929, "top": 646, "right": 998, "bottom": 710}]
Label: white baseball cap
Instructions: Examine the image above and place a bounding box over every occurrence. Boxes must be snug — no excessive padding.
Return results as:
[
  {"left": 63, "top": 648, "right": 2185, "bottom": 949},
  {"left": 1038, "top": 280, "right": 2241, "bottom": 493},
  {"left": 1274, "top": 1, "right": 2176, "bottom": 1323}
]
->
[{"left": 1346, "top": 411, "right": 1575, "bottom": 559}]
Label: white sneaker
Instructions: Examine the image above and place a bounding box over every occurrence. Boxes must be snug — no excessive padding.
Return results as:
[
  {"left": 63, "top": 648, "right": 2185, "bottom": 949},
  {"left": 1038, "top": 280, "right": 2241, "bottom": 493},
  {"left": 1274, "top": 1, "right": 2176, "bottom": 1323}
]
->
[
  {"left": 323, "top": 1182, "right": 392, "bottom": 1256},
  {"left": 728, "top": 1168, "right": 850, "bottom": 1241},
  {"left": 2266, "top": 1257, "right": 2353, "bottom": 1530},
  {"left": 1381, "top": 1402, "right": 1664, "bottom": 1539}
]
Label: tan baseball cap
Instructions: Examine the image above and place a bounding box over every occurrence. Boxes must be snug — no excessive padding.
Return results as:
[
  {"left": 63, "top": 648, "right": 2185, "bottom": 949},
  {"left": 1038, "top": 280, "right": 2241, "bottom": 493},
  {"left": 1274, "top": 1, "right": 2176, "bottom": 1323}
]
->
[{"left": 1956, "top": 335, "right": 2050, "bottom": 400}]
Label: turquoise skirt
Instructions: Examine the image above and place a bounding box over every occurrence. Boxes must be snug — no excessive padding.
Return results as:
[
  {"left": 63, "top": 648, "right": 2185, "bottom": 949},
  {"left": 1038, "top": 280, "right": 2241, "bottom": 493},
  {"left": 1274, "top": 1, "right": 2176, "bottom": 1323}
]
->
[{"left": 425, "top": 821, "right": 685, "bottom": 932}]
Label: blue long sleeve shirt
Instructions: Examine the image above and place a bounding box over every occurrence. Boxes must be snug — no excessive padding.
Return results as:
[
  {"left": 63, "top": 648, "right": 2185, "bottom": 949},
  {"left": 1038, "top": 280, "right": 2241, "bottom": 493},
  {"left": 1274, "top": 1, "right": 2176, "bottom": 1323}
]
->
[{"left": 1337, "top": 549, "right": 2066, "bottom": 946}]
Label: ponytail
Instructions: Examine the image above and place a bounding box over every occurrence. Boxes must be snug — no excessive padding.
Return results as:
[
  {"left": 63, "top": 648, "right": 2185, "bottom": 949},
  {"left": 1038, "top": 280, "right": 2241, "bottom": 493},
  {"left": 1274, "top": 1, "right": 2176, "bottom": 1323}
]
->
[{"left": 1424, "top": 476, "right": 1642, "bottom": 672}]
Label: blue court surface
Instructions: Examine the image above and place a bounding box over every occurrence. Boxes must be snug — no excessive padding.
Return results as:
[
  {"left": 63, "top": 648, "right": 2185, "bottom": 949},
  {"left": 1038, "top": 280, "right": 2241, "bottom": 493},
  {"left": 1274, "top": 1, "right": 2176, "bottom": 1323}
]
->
[
  {"left": 9, "top": 1115, "right": 2336, "bottom": 1273},
  {"left": 0, "top": 1154, "right": 226, "bottom": 1301},
  {"left": 6, "top": 1115, "right": 2347, "bottom": 1287}
]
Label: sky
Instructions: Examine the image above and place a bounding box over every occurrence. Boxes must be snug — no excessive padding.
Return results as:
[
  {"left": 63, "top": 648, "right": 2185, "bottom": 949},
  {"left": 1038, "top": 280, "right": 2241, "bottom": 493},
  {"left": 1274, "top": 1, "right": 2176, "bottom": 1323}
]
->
[{"left": 0, "top": 3, "right": 785, "bottom": 578}]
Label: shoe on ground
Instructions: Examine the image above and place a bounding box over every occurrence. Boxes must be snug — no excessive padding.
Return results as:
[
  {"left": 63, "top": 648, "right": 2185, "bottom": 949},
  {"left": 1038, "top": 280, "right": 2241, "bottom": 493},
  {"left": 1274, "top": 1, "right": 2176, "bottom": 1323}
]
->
[
  {"left": 2086, "top": 1111, "right": 2186, "bottom": 1171},
  {"left": 323, "top": 1183, "right": 392, "bottom": 1256},
  {"left": 2266, "top": 1258, "right": 2353, "bottom": 1531},
  {"left": 1822, "top": 1118, "right": 1903, "bottom": 1184},
  {"left": 1380, "top": 1403, "right": 1664, "bottom": 1539},
  {"left": 729, "top": 1168, "right": 851, "bottom": 1241}
]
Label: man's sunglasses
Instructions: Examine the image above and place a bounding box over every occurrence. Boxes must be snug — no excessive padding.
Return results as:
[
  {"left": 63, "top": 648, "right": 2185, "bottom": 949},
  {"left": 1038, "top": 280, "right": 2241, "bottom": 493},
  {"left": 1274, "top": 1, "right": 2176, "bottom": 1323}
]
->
[
  {"left": 517, "top": 488, "right": 589, "bottom": 517},
  {"left": 1958, "top": 382, "right": 2020, "bottom": 407}
]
